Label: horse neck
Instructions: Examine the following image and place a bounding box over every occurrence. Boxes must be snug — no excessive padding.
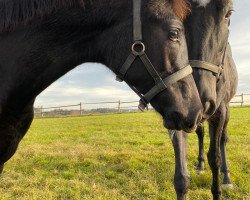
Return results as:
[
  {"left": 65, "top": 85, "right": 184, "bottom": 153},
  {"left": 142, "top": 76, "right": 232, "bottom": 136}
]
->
[
  {"left": 1, "top": 1, "right": 131, "bottom": 106},
  {"left": 214, "top": 44, "right": 238, "bottom": 106},
  {"left": 223, "top": 45, "right": 238, "bottom": 101}
]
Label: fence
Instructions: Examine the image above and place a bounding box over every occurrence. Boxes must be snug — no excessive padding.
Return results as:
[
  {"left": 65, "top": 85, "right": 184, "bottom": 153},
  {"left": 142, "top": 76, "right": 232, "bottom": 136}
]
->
[
  {"left": 229, "top": 93, "right": 250, "bottom": 106},
  {"left": 34, "top": 93, "right": 250, "bottom": 118},
  {"left": 34, "top": 100, "right": 146, "bottom": 118}
]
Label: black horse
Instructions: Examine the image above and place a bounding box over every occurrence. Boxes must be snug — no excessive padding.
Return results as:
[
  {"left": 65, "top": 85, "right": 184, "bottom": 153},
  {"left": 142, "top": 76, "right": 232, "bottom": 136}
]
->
[
  {"left": 0, "top": 0, "right": 204, "bottom": 174},
  {"left": 168, "top": 0, "right": 238, "bottom": 199}
]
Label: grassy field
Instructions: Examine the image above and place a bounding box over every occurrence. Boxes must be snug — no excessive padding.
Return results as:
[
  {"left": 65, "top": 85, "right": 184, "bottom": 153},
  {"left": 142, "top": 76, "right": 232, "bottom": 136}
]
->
[{"left": 0, "top": 107, "right": 249, "bottom": 200}]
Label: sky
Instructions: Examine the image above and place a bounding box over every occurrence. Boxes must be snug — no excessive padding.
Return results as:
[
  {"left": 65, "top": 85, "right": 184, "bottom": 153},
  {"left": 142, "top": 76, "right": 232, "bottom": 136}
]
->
[{"left": 34, "top": 0, "right": 250, "bottom": 107}]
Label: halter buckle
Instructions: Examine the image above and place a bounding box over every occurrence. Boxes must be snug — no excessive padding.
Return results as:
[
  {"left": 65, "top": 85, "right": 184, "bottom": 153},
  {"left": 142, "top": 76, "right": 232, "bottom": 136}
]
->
[
  {"left": 216, "top": 64, "right": 223, "bottom": 79},
  {"left": 138, "top": 98, "right": 148, "bottom": 111}
]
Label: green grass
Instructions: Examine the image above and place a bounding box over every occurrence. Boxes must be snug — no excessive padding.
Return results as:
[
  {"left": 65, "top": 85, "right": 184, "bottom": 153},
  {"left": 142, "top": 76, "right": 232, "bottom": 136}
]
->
[{"left": 0, "top": 107, "right": 249, "bottom": 200}]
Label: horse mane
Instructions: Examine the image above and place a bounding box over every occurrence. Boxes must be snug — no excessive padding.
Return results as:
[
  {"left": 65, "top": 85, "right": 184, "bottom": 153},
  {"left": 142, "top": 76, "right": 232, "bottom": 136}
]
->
[
  {"left": 171, "top": 0, "right": 191, "bottom": 21},
  {"left": 0, "top": 0, "right": 191, "bottom": 32},
  {"left": 0, "top": 0, "right": 85, "bottom": 32}
]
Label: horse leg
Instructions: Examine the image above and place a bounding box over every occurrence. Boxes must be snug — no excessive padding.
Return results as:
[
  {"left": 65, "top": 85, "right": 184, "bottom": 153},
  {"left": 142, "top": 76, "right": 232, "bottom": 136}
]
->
[
  {"left": 196, "top": 123, "right": 205, "bottom": 173},
  {"left": 169, "top": 130, "right": 189, "bottom": 200},
  {"left": 207, "top": 104, "right": 226, "bottom": 200},
  {"left": 0, "top": 103, "right": 34, "bottom": 174},
  {"left": 0, "top": 125, "right": 19, "bottom": 173},
  {"left": 220, "top": 107, "right": 232, "bottom": 187},
  {"left": 220, "top": 129, "right": 232, "bottom": 187}
]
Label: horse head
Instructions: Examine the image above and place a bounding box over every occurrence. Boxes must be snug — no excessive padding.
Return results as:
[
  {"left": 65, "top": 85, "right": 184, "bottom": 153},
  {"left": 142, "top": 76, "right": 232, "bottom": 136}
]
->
[
  {"left": 103, "top": 0, "right": 203, "bottom": 132},
  {"left": 184, "top": 0, "right": 234, "bottom": 119}
]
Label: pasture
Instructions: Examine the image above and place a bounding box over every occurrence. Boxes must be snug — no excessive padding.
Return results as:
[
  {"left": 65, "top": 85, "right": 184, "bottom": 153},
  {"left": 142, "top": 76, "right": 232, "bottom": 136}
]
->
[{"left": 0, "top": 107, "right": 249, "bottom": 200}]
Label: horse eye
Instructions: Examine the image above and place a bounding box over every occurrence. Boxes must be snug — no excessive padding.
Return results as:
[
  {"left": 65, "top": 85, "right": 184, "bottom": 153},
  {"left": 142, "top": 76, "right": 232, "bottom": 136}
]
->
[
  {"left": 168, "top": 30, "right": 179, "bottom": 42},
  {"left": 225, "top": 10, "right": 233, "bottom": 19}
]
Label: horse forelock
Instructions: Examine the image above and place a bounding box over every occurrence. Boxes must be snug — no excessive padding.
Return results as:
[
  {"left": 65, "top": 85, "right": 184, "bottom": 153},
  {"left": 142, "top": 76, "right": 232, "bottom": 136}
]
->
[
  {"left": 149, "top": 0, "right": 191, "bottom": 21},
  {"left": 0, "top": 0, "right": 85, "bottom": 32},
  {"left": 171, "top": 0, "right": 191, "bottom": 21}
]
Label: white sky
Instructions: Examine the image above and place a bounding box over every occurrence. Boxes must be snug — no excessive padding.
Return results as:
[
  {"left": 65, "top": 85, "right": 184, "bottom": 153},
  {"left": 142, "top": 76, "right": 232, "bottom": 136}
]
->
[{"left": 35, "top": 0, "right": 250, "bottom": 107}]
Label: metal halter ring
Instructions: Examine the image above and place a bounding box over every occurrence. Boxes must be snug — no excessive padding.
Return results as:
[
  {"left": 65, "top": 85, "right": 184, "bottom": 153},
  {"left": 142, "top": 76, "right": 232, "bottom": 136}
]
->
[{"left": 131, "top": 41, "right": 145, "bottom": 55}]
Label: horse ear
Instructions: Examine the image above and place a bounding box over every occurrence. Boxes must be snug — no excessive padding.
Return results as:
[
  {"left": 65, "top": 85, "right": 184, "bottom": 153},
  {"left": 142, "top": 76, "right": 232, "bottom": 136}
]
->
[{"left": 170, "top": 0, "right": 191, "bottom": 21}]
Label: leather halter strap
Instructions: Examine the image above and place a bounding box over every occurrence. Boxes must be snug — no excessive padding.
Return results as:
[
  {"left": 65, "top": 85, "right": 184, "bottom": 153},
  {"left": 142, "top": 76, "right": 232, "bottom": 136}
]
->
[
  {"left": 116, "top": 0, "right": 193, "bottom": 111},
  {"left": 189, "top": 60, "right": 223, "bottom": 78},
  {"left": 190, "top": 33, "right": 229, "bottom": 78}
]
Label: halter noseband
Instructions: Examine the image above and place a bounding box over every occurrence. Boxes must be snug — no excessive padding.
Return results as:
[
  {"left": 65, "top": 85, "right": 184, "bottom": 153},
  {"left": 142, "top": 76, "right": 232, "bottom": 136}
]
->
[
  {"left": 116, "top": 0, "right": 193, "bottom": 111},
  {"left": 189, "top": 33, "right": 229, "bottom": 79}
]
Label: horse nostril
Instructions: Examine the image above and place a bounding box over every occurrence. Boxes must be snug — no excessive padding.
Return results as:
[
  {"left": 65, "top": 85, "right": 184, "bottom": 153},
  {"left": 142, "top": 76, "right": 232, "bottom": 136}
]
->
[
  {"left": 204, "top": 101, "right": 216, "bottom": 119},
  {"left": 172, "top": 111, "right": 182, "bottom": 122}
]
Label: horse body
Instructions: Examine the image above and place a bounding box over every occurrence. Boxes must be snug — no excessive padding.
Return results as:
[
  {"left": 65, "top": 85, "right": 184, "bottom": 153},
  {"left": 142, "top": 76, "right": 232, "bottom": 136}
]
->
[
  {"left": 170, "top": 0, "right": 238, "bottom": 199},
  {"left": 0, "top": 0, "right": 204, "bottom": 177}
]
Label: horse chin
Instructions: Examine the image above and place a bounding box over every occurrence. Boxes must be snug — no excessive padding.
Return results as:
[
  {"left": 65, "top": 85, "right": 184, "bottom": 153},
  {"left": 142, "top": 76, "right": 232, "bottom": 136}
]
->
[{"left": 183, "top": 126, "right": 197, "bottom": 133}]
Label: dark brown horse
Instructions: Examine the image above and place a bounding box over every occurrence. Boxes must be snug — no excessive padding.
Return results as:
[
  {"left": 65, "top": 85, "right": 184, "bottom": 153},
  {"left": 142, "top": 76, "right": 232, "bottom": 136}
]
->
[
  {"left": 193, "top": 46, "right": 237, "bottom": 183},
  {"left": 169, "top": 0, "right": 238, "bottom": 199},
  {"left": 0, "top": 0, "right": 204, "bottom": 175}
]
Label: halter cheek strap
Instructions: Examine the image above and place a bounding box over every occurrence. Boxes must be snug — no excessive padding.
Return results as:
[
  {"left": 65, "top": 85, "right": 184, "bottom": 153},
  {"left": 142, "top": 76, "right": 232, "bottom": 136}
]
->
[{"left": 116, "top": 0, "right": 193, "bottom": 111}]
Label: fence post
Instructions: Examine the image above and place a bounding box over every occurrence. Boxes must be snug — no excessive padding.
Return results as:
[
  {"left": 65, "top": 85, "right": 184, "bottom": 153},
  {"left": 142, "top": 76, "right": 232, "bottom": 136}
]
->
[
  {"left": 80, "top": 102, "right": 82, "bottom": 115},
  {"left": 241, "top": 93, "right": 244, "bottom": 107},
  {"left": 118, "top": 100, "right": 121, "bottom": 113},
  {"left": 40, "top": 106, "right": 43, "bottom": 117}
]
